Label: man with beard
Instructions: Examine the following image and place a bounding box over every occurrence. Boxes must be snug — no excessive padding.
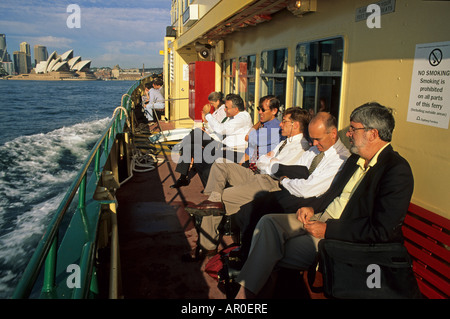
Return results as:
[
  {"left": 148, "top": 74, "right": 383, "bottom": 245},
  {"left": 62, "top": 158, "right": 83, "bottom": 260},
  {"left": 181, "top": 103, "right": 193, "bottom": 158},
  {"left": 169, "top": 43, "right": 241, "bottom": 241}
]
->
[{"left": 235, "top": 102, "right": 414, "bottom": 299}]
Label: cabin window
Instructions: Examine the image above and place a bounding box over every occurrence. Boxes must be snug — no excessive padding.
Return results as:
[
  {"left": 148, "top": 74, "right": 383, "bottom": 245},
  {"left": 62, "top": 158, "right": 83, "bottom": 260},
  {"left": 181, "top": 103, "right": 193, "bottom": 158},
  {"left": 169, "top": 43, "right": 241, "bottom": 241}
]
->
[
  {"left": 222, "top": 58, "right": 236, "bottom": 95},
  {"left": 294, "top": 37, "right": 343, "bottom": 121},
  {"left": 260, "top": 48, "right": 288, "bottom": 117},
  {"left": 238, "top": 55, "right": 256, "bottom": 120}
]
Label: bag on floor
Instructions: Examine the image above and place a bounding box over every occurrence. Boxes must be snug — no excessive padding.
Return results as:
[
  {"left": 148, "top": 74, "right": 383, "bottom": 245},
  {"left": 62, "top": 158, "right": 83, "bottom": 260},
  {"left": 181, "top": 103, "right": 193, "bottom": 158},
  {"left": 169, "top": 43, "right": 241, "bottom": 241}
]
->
[
  {"left": 205, "top": 244, "right": 241, "bottom": 298},
  {"left": 205, "top": 243, "right": 239, "bottom": 280},
  {"left": 318, "top": 239, "right": 422, "bottom": 299}
]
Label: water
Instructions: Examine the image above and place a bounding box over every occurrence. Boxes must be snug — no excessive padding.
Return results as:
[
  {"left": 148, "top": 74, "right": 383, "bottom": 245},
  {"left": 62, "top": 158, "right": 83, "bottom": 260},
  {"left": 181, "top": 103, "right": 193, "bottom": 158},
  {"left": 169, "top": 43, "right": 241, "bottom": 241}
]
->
[{"left": 0, "top": 79, "right": 135, "bottom": 298}]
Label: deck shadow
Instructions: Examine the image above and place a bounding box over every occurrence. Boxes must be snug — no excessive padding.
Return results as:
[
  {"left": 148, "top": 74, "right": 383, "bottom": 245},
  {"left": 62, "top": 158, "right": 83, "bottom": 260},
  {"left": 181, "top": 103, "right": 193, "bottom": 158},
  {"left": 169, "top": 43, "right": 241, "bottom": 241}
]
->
[{"left": 115, "top": 147, "right": 225, "bottom": 299}]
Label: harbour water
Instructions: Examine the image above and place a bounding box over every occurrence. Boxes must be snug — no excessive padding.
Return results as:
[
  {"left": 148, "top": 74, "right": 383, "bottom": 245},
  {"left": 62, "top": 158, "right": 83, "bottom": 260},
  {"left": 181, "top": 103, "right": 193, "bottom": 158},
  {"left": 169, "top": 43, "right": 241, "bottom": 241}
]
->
[{"left": 0, "top": 79, "right": 135, "bottom": 298}]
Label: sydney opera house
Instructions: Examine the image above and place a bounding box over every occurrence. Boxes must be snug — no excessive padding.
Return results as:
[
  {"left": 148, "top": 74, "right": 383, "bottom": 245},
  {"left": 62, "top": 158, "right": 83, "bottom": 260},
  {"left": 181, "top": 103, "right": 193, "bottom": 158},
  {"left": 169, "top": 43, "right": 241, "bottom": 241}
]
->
[{"left": 13, "top": 49, "right": 96, "bottom": 80}]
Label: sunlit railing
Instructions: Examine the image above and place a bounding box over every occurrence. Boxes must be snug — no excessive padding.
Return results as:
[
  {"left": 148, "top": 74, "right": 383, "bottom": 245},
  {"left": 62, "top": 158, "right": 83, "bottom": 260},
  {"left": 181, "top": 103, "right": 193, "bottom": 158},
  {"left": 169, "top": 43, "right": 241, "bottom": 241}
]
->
[{"left": 12, "top": 79, "right": 142, "bottom": 299}]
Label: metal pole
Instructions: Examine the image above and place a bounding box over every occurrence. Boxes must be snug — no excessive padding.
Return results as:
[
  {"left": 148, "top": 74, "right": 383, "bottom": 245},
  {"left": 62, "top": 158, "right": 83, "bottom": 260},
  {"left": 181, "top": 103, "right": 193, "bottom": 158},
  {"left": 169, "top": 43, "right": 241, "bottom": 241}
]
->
[{"left": 41, "top": 235, "right": 58, "bottom": 295}]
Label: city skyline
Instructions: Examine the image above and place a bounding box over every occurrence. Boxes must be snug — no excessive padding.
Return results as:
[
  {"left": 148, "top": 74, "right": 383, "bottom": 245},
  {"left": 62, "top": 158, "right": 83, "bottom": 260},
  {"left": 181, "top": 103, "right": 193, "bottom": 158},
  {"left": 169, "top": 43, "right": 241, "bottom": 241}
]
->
[{"left": 0, "top": 0, "right": 171, "bottom": 69}]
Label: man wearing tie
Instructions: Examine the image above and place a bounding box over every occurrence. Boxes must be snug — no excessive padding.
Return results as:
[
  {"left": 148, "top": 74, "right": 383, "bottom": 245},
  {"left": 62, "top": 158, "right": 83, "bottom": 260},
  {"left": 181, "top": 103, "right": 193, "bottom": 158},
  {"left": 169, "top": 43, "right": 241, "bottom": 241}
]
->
[
  {"left": 183, "top": 107, "right": 310, "bottom": 258},
  {"left": 235, "top": 102, "right": 414, "bottom": 299},
  {"left": 236, "top": 112, "right": 350, "bottom": 258}
]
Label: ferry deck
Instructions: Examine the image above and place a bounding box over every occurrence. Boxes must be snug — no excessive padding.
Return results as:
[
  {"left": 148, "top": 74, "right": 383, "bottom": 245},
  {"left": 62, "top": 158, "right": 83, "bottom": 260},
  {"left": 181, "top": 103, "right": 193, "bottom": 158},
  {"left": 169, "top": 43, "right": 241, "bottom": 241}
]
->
[{"left": 112, "top": 121, "right": 313, "bottom": 299}]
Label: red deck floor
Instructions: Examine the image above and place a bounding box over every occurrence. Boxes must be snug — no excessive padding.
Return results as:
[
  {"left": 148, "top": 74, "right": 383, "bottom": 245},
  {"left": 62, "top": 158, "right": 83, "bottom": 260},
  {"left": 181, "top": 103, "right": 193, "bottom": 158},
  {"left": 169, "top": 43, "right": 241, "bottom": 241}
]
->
[{"left": 114, "top": 122, "right": 310, "bottom": 299}]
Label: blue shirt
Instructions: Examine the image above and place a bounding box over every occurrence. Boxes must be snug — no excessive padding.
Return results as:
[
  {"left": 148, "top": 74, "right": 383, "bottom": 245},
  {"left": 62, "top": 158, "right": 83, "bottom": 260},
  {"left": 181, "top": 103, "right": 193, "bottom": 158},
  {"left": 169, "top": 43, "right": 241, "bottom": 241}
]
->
[{"left": 246, "top": 117, "right": 284, "bottom": 158}]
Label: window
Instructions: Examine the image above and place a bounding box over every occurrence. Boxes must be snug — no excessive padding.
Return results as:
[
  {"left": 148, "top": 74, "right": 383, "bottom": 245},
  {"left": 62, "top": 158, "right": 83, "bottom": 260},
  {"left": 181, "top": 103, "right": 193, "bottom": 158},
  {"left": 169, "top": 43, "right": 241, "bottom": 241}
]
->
[
  {"left": 294, "top": 37, "right": 343, "bottom": 122},
  {"left": 238, "top": 55, "right": 256, "bottom": 120},
  {"left": 261, "top": 48, "right": 288, "bottom": 118},
  {"left": 222, "top": 58, "right": 236, "bottom": 95}
]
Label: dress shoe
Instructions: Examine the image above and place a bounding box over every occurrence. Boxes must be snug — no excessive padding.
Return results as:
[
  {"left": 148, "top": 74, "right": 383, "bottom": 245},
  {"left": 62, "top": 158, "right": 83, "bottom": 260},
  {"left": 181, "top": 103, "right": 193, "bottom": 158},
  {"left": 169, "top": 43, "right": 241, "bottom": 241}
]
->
[
  {"left": 170, "top": 177, "right": 190, "bottom": 188},
  {"left": 227, "top": 247, "right": 246, "bottom": 270},
  {"left": 185, "top": 200, "right": 225, "bottom": 216}
]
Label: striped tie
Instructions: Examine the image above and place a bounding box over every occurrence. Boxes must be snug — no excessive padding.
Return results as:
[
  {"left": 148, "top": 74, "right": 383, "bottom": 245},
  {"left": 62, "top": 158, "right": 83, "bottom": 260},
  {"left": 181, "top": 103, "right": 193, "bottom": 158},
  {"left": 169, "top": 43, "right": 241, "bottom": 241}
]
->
[
  {"left": 308, "top": 151, "right": 324, "bottom": 174},
  {"left": 275, "top": 139, "right": 288, "bottom": 157}
]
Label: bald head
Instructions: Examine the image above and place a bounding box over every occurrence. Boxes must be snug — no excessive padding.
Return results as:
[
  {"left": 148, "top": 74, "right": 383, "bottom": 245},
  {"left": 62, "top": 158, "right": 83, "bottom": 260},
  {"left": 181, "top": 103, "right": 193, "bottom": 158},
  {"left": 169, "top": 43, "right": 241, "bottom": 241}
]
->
[{"left": 308, "top": 112, "right": 338, "bottom": 152}]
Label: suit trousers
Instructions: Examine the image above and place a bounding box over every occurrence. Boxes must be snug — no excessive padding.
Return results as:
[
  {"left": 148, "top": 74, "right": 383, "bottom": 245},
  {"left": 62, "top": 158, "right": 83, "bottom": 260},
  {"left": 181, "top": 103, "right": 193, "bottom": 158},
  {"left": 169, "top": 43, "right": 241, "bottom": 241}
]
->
[
  {"left": 175, "top": 129, "right": 244, "bottom": 183},
  {"left": 199, "top": 161, "right": 281, "bottom": 250},
  {"left": 235, "top": 211, "right": 330, "bottom": 294},
  {"left": 237, "top": 188, "right": 322, "bottom": 257}
]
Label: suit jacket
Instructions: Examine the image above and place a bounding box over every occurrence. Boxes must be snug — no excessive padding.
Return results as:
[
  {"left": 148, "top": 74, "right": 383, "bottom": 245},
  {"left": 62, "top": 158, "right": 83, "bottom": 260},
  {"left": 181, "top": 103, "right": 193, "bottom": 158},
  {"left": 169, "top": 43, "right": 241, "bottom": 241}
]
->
[{"left": 316, "top": 145, "right": 414, "bottom": 243}]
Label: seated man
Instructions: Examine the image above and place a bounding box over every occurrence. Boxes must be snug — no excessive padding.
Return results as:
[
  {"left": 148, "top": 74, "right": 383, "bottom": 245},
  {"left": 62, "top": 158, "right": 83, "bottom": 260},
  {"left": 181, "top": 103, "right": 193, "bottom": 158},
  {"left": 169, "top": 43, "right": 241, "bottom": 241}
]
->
[
  {"left": 144, "top": 78, "right": 165, "bottom": 121},
  {"left": 170, "top": 94, "right": 253, "bottom": 188},
  {"left": 191, "top": 95, "right": 284, "bottom": 187},
  {"left": 244, "top": 95, "right": 284, "bottom": 167},
  {"left": 235, "top": 102, "right": 414, "bottom": 298},
  {"left": 237, "top": 112, "right": 350, "bottom": 257},
  {"left": 185, "top": 107, "right": 311, "bottom": 255}
]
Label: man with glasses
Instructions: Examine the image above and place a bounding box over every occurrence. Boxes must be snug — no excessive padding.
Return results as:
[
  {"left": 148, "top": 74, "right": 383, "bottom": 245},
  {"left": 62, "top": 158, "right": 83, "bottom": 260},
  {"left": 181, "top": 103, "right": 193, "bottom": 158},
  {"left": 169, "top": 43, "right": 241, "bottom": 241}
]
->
[
  {"left": 244, "top": 95, "right": 284, "bottom": 168},
  {"left": 236, "top": 111, "right": 350, "bottom": 259},
  {"left": 183, "top": 107, "right": 310, "bottom": 259},
  {"left": 235, "top": 102, "right": 414, "bottom": 299},
  {"left": 170, "top": 94, "right": 252, "bottom": 188}
]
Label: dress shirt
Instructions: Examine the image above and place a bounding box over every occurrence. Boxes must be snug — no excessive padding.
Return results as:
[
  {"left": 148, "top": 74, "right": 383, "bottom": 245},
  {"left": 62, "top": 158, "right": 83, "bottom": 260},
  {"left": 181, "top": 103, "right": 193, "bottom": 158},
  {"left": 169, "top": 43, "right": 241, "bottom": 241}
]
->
[
  {"left": 246, "top": 118, "right": 283, "bottom": 157},
  {"left": 324, "top": 143, "right": 390, "bottom": 219},
  {"left": 205, "top": 111, "right": 253, "bottom": 150},
  {"left": 280, "top": 138, "right": 350, "bottom": 198},
  {"left": 148, "top": 87, "right": 165, "bottom": 109},
  {"left": 257, "top": 133, "right": 310, "bottom": 175}
]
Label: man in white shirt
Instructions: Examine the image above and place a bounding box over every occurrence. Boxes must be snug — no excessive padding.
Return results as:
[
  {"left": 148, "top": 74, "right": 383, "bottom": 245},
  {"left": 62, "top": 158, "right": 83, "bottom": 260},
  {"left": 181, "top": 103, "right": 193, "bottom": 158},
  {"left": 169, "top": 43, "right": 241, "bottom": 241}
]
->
[
  {"left": 184, "top": 108, "right": 311, "bottom": 255},
  {"left": 144, "top": 78, "right": 165, "bottom": 122},
  {"left": 171, "top": 94, "right": 253, "bottom": 188},
  {"left": 236, "top": 112, "right": 350, "bottom": 258}
]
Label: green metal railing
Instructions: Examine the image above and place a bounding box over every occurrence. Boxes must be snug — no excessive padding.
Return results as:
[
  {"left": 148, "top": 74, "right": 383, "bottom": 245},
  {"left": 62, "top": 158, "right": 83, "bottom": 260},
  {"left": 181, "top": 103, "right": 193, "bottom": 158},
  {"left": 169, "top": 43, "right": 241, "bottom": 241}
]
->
[{"left": 12, "top": 79, "right": 142, "bottom": 299}]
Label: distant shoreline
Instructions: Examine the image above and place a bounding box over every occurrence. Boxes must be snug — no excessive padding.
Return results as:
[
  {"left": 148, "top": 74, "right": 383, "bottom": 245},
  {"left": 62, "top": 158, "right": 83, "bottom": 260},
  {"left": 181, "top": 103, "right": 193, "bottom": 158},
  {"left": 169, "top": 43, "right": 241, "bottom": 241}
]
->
[
  {"left": 1, "top": 75, "right": 156, "bottom": 81},
  {"left": 3, "top": 77, "right": 98, "bottom": 81}
]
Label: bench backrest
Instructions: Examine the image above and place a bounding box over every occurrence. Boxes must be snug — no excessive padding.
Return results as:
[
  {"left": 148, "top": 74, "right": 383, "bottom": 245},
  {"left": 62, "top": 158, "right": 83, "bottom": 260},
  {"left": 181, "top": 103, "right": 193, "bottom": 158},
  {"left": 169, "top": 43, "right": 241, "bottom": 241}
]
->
[{"left": 402, "top": 203, "right": 450, "bottom": 299}]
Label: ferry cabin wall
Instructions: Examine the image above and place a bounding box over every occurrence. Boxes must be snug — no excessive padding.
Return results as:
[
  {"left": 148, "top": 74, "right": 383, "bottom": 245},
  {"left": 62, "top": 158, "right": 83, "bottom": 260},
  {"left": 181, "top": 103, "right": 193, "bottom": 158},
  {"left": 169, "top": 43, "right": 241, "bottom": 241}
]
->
[
  {"left": 167, "top": 43, "right": 223, "bottom": 127},
  {"left": 215, "top": 0, "right": 450, "bottom": 218}
]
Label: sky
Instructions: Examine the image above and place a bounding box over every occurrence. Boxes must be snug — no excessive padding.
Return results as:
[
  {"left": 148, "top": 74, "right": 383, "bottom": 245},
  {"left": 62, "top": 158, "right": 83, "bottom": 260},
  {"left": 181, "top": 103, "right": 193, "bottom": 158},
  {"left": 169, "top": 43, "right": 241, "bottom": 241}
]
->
[{"left": 0, "top": 0, "right": 172, "bottom": 69}]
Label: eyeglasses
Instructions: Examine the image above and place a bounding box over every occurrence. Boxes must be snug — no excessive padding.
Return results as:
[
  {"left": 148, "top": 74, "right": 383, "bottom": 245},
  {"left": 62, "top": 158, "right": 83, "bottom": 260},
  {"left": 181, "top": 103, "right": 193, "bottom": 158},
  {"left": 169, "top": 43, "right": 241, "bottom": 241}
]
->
[
  {"left": 257, "top": 106, "right": 270, "bottom": 112},
  {"left": 348, "top": 125, "right": 371, "bottom": 133},
  {"left": 282, "top": 120, "right": 294, "bottom": 124}
]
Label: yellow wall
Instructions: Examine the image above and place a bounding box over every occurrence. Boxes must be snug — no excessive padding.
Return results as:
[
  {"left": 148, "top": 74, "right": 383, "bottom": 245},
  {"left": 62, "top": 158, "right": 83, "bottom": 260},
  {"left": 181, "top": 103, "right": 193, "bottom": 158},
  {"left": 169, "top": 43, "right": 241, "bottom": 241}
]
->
[{"left": 171, "top": 0, "right": 450, "bottom": 218}]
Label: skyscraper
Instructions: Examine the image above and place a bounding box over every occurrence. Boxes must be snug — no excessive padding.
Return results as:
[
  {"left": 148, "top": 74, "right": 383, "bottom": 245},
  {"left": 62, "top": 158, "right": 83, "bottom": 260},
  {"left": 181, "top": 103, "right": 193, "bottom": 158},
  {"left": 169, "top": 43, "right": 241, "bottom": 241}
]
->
[
  {"left": 0, "top": 34, "right": 6, "bottom": 56},
  {"left": 13, "top": 51, "right": 28, "bottom": 74},
  {"left": 34, "top": 45, "right": 48, "bottom": 65},
  {"left": 20, "top": 41, "right": 32, "bottom": 73},
  {"left": 0, "top": 33, "right": 12, "bottom": 63},
  {"left": 1, "top": 34, "right": 14, "bottom": 75}
]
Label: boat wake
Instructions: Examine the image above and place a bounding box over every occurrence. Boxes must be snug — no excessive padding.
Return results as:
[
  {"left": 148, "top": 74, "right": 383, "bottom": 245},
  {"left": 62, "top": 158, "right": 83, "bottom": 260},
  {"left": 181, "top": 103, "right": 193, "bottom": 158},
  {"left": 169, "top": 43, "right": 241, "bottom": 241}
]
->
[{"left": 0, "top": 118, "right": 110, "bottom": 298}]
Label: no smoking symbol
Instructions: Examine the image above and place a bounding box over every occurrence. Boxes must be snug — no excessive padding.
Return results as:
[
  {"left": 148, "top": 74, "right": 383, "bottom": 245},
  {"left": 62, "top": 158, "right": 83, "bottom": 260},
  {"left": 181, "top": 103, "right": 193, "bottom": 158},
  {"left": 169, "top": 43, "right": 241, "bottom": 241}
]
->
[{"left": 429, "top": 49, "right": 442, "bottom": 67}]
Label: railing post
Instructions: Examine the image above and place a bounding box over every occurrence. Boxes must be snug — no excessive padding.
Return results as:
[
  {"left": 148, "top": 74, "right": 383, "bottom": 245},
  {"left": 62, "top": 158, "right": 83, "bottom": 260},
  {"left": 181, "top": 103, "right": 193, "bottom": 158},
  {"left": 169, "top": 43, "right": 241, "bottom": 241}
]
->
[
  {"left": 94, "top": 148, "right": 101, "bottom": 179},
  {"left": 104, "top": 128, "right": 110, "bottom": 152},
  {"left": 41, "top": 235, "right": 58, "bottom": 296},
  {"left": 78, "top": 174, "right": 86, "bottom": 209},
  {"left": 115, "top": 113, "right": 120, "bottom": 133}
]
